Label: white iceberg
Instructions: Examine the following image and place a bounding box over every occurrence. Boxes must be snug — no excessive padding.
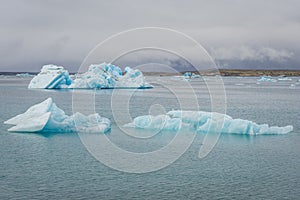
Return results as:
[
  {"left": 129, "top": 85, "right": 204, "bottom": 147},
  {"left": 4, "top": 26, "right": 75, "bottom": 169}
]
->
[
  {"left": 29, "top": 63, "right": 152, "bottom": 89},
  {"left": 191, "top": 73, "right": 201, "bottom": 79},
  {"left": 69, "top": 63, "right": 121, "bottom": 88},
  {"left": 257, "top": 76, "right": 277, "bottom": 82},
  {"left": 278, "top": 77, "right": 292, "bottom": 81},
  {"left": 69, "top": 63, "right": 152, "bottom": 89},
  {"left": 124, "top": 110, "right": 293, "bottom": 135},
  {"left": 4, "top": 98, "right": 111, "bottom": 133},
  {"left": 28, "top": 64, "right": 73, "bottom": 89},
  {"left": 16, "top": 73, "right": 34, "bottom": 78},
  {"left": 115, "top": 67, "right": 152, "bottom": 88}
]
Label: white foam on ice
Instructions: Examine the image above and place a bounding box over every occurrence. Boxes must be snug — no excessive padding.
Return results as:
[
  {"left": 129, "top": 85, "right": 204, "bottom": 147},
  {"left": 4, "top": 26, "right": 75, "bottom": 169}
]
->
[
  {"left": 124, "top": 110, "right": 293, "bottom": 135},
  {"left": 4, "top": 98, "right": 111, "bottom": 133}
]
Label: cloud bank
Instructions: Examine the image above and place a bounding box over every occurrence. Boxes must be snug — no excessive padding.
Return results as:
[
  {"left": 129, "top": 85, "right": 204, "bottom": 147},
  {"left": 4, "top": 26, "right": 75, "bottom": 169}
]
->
[
  {"left": 0, "top": 0, "right": 299, "bottom": 71},
  {"left": 210, "top": 46, "right": 294, "bottom": 62}
]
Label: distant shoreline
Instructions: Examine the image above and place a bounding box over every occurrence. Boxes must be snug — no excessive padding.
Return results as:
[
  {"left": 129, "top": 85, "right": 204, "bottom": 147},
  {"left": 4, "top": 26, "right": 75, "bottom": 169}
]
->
[
  {"left": 215, "top": 69, "right": 300, "bottom": 77},
  {"left": 1, "top": 69, "right": 300, "bottom": 77},
  {"left": 144, "top": 69, "right": 300, "bottom": 76}
]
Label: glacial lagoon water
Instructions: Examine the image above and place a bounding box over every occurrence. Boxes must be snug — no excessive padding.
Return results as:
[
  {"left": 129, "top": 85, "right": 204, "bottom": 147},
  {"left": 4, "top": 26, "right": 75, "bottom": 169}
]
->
[{"left": 0, "top": 76, "right": 299, "bottom": 199}]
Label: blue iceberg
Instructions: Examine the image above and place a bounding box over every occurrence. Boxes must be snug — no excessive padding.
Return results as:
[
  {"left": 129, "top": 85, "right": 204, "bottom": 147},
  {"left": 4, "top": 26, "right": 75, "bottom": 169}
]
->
[
  {"left": 183, "top": 72, "right": 192, "bottom": 77},
  {"left": 69, "top": 63, "right": 152, "bottom": 89},
  {"left": 4, "top": 98, "right": 111, "bottom": 133},
  {"left": 28, "top": 64, "right": 73, "bottom": 89},
  {"left": 125, "top": 110, "right": 293, "bottom": 135},
  {"left": 183, "top": 72, "right": 201, "bottom": 79},
  {"left": 257, "top": 76, "right": 277, "bottom": 82},
  {"left": 28, "top": 63, "right": 152, "bottom": 89}
]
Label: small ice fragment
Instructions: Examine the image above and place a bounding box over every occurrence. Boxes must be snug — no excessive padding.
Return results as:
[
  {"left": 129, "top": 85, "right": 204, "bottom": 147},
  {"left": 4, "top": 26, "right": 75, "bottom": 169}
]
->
[{"left": 257, "top": 76, "right": 277, "bottom": 82}]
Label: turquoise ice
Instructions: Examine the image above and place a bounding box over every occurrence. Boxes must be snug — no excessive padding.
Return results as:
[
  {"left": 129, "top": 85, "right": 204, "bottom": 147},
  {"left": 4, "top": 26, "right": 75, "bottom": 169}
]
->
[
  {"left": 4, "top": 98, "right": 111, "bottom": 133},
  {"left": 28, "top": 64, "right": 72, "bottom": 89},
  {"left": 28, "top": 63, "right": 152, "bottom": 89},
  {"left": 125, "top": 110, "right": 293, "bottom": 135}
]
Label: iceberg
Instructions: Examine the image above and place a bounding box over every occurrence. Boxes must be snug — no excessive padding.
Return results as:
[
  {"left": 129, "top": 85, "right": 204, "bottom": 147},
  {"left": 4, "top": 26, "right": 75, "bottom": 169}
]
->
[
  {"left": 191, "top": 73, "right": 201, "bottom": 79},
  {"left": 172, "top": 72, "right": 201, "bottom": 82},
  {"left": 124, "top": 110, "right": 293, "bottom": 135},
  {"left": 183, "top": 72, "right": 192, "bottom": 77},
  {"left": 28, "top": 64, "right": 73, "bottom": 89},
  {"left": 257, "top": 76, "right": 277, "bottom": 82},
  {"left": 69, "top": 63, "right": 122, "bottom": 89},
  {"left": 278, "top": 77, "right": 292, "bottom": 81},
  {"left": 183, "top": 72, "right": 201, "bottom": 79},
  {"left": 4, "top": 98, "right": 111, "bottom": 133},
  {"left": 277, "top": 75, "right": 292, "bottom": 81},
  {"left": 16, "top": 73, "right": 34, "bottom": 78},
  {"left": 28, "top": 63, "right": 152, "bottom": 89},
  {"left": 69, "top": 63, "right": 152, "bottom": 89}
]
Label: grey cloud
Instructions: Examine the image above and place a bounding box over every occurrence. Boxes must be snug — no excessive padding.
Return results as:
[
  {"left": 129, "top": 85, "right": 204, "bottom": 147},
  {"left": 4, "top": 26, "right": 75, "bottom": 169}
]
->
[
  {"left": 210, "top": 46, "right": 294, "bottom": 62},
  {"left": 0, "top": 0, "right": 299, "bottom": 71}
]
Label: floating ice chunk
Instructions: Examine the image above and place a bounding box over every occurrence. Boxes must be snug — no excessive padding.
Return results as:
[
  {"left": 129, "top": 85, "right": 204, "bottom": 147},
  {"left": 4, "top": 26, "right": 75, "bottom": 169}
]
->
[
  {"left": 183, "top": 72, "right": 192, "bottom": 77},
  {"left": 278, "top": 77, "right": 292, "bottom": 81},
  {"left": 68, "top": 63, "right": 152, "bottom": 89},
  {"left": 16, "top": 73, "right": 34, "bottom": 78},
  {"left": 257, "top": 76, "right": 277, "bottom": 82},
  {"left": 172, "top": 72, "right": 201, "bottom": 82},
  {"left": 28, "top": 64, "right": 73, "bottom": 89},
  {"left": 4, "top": 98, "right": 111, "bottom": 133},
  {"left": 69, "top": 63, "right": 122, "bottom": 89},
  {"left": 125, "top": 110, "right": 293, "bottom": 135},
  {"left": 257, "top": 124, "right": 293, "bottom": 135},
  {"left": 182, "top": 72, "right": 201, "bottom": 79},
  {"left": 191, "top": 73, "right": 201, "bottom": 79},
  {"left": 29, "top": 63, "right": 152, "bottom": 89}
]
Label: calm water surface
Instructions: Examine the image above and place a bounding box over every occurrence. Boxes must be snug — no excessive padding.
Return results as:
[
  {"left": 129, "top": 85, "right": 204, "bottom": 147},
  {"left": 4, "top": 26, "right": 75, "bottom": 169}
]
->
[{"left": 0, "top": 76, "right": 299, "bottom": 199}]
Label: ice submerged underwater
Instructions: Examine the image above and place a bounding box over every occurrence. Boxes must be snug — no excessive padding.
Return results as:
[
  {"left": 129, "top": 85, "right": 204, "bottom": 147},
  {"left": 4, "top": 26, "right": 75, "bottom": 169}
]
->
[
  {"left": 4, "top": 99, "right": 293, "bottom": 135},
  {"left": 28, "top": 63, "right": 152, "bottom": 89}
]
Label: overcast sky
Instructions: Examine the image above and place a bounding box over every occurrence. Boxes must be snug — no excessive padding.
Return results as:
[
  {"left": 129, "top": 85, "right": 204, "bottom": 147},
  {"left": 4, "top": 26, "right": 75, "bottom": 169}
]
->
[{"left": 0, "top": 0, "right": 299, "bottom": 72}]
